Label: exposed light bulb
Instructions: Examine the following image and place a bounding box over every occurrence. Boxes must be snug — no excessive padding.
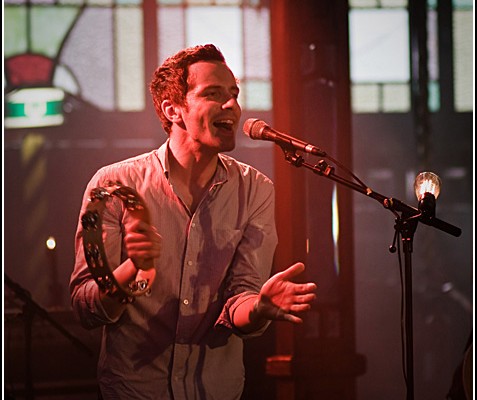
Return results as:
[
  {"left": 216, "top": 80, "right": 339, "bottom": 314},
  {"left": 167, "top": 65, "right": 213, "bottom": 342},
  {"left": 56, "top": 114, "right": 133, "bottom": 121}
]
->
[
  {"left": 414, "top": 172, "right": 441, "bottom": 220},
  {"left": 414, "top": 172, "right": 441, "bottom": 201}
]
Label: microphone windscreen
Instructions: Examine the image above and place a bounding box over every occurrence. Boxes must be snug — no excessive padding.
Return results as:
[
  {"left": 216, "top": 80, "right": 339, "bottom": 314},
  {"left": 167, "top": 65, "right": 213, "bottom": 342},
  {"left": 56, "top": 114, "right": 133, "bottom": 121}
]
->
[{"left": 243, "top": 118, "right": 267, "bottom": 140}]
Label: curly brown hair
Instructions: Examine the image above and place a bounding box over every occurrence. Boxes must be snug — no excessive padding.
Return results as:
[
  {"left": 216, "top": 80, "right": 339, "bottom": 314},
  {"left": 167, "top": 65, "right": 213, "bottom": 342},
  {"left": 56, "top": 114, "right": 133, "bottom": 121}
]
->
[{"left": 149, "top": 44, "right": 226, "bottom": 135}]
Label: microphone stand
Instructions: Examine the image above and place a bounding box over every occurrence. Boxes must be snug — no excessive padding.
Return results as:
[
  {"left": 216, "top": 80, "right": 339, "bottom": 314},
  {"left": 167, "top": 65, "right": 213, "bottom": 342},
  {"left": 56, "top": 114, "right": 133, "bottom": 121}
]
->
[
  {"left": 4, "top": 274, "right": 94, "bottom": 399},
  {"left": 280, "top": 146, "right": 461, "bottom": 400}
]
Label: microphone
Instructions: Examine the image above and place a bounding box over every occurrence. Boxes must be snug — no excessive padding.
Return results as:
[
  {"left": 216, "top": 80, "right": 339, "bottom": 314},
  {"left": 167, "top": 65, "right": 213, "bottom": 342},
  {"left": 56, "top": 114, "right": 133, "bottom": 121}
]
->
[{"left": 243, "top": 118, "right": 326, "bottom": 157}]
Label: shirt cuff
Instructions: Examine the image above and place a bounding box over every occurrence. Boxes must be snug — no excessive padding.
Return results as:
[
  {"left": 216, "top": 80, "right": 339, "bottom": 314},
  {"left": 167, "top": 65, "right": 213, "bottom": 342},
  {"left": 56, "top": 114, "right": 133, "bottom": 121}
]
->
[{"left": 215, "top": 291, "right": 271, "bottom": 338}]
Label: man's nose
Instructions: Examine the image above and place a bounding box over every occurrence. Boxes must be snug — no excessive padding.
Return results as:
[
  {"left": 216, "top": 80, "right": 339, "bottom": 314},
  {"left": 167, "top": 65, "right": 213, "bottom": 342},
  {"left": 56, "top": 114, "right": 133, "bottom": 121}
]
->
[{"left": 222, "top": 95, "right": 241, "bottom": 111}]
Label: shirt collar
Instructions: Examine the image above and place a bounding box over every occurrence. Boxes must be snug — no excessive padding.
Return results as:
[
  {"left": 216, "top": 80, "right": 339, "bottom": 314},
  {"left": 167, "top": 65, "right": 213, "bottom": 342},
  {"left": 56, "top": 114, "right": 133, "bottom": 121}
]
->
[{"left": 157, "top": 139, "right": 228, "bottom": 185}]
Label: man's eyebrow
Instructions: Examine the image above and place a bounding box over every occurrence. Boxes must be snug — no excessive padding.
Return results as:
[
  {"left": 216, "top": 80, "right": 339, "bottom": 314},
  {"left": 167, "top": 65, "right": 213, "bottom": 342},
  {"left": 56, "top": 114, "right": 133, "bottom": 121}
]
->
[
  {"left": 229, "top": 83, "right": 240, "bottom": 93},
  {"left": 200, "top": 84, "right": 240, "bottom": 93}
]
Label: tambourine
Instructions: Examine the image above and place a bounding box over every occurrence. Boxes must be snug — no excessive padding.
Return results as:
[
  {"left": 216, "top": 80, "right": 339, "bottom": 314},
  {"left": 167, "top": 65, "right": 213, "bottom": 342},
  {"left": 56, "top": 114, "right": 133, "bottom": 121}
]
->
[{"left": 81, "top": 182, "right": 156, "bottom": 303}]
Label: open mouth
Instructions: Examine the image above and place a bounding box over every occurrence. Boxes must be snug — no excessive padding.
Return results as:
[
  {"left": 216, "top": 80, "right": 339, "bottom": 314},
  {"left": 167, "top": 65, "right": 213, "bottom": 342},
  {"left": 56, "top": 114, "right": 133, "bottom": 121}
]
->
[{"left": 213, "top": 119, "right": 235, "bottom": 132}]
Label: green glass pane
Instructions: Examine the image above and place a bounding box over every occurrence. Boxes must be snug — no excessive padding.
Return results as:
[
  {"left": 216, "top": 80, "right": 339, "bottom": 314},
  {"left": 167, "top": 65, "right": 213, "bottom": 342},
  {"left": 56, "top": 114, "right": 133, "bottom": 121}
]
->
[
  {"left": 4, "top": 7, "right": 28, "bottom": 57},
  {"left": 5, "top": 88, "right": 65, "bottom": 128},
  {"left": 428, "top": 80, "right": 440, "bottom": 112},
  {"left": 453, "top": 0, "right": 474, "bottom": 9},
  {"left": 46, "top": 100, "right": 63, "bottom": 115},
  {"left": 6, "top": 102, "right": 26, "bottom": 117},
  {"left": 31, "top": 6, "right": 81, "bottom": 57}
]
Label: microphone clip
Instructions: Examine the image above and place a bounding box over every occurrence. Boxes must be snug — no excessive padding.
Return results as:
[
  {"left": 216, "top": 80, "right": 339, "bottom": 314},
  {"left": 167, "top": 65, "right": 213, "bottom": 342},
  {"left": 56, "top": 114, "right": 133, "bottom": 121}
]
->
[
  {"left": 315, "top": 160, "right": 334, "bottom": 177},
  {"left": 281, "top": 146, "right": 305, "bottom": 167}
]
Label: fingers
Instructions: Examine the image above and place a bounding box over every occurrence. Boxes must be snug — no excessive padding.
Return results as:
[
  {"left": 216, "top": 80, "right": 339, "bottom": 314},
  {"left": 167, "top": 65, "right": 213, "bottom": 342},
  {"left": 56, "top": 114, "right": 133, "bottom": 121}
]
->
[
  {"left": 294, "top": 292, "right": 316, "bottom": 304},
  {"left": 277, "top": 262, "right": 305, "bottom": 280},
  {"left": 279, "top": 301, "right": 312, "bottom": 325},
  {"left": 277, "top": 270, "right": 317, "bottom": 324},
  {"left": 125, "top": 230, "right": 162, "bottom": 252},
  {"left": 295, "top": 282, "right": 317, "bottom": 294},
  {"left": 290, "top": 303, "right": 312, "bottom": 313},
  {"left": 283, "top": 313, "right": 303, "bottom": 324},
  {"left": 126, "top": 240, "right": 160, "bottom": 257},
  {"left": 125, "top": 220, "right": 162, "bottom": 269},
  {"left": 281, "top": 292, "right": 315, "bottom": 316},
  {"left": 125, "top": 220, "right": 161, "bottom": 244},
  {"left": 127, "top": 219, "right": 152, "bottom": 234},
  {"left": 275, "top": 266, "right": 317, "bottom": 299},
  {"left": 126, "top": 230, "right": 160, "bottom": 246}
]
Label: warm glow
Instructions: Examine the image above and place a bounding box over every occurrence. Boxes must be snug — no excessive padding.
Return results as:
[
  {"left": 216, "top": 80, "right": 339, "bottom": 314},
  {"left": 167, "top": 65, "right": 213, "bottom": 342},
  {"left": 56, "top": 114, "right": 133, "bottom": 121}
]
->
[
  {"left": 414, "top": 172, "right": 441, "bottom": 200},
  {"left": 46, "top": 236, "right": 56, "bottom": 250}
]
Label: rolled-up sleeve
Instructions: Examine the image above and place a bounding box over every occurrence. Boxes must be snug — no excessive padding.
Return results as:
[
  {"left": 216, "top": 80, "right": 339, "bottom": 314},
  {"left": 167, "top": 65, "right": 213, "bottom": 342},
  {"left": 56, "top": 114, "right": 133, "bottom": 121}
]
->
[{"left": 69, "top": 169, "right": 126, "bottom": 329}]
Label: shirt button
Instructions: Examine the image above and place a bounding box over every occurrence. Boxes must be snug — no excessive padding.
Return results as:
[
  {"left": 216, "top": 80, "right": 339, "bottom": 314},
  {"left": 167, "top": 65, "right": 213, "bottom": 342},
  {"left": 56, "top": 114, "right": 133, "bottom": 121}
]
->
[
  {"left": 183, "top": 299, "right": 189, "bottom": 305},
  {"left": 187, "top": 260, "right": 193, "bottom": 266},
  {"left": 191, "top": 222, "right": 196, "bottom": 228}
]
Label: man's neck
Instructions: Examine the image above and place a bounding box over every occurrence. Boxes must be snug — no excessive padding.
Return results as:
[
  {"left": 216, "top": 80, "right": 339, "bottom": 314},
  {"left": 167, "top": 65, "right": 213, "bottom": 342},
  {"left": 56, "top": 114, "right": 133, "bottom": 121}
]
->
[
  {"left": 167, "top": 136, "right": 219, "bottom": 212},
  {"left": 168, "top": 136, "right": 218, "bottom": 186}
]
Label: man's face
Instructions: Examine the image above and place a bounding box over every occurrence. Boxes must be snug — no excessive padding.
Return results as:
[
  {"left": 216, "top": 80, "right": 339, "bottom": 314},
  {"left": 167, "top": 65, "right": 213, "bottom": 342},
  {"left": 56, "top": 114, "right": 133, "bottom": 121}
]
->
[{"left": 180, "top": 61, "right": 241, "bottom": 153}]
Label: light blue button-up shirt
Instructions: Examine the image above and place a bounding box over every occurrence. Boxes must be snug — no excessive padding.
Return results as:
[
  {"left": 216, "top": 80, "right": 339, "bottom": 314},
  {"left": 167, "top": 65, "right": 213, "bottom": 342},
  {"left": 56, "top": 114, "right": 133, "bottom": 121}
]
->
[{"left": 70, "top": 140, "right": 278, "bottom": 399}]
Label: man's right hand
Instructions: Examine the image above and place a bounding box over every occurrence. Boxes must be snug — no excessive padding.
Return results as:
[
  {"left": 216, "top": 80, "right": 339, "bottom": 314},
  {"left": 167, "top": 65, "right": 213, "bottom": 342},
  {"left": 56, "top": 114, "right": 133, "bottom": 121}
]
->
[{"left": 124, "top": 219, "right": 162, "bottom": 270}]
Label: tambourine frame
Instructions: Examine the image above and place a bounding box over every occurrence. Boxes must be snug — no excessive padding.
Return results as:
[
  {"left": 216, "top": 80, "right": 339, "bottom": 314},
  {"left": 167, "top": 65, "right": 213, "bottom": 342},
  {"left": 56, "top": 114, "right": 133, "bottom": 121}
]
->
[{"left": 81, "top": 182, "right": 153, "bottom": 303}]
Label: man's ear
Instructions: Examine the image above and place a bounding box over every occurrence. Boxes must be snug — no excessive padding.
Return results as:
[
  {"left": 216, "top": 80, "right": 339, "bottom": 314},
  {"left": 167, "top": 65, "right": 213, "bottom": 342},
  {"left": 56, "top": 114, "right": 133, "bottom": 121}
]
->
[{"left": 161, "top": 100, "right": 182, "bottom": 124}]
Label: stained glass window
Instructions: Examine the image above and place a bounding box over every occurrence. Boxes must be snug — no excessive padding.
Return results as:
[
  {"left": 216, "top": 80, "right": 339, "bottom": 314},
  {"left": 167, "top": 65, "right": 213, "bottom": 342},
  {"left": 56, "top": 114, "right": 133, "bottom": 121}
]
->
[
  {"left": 4, "top": 0, "right": 272, "bottom": 114},
  {"left": 5, "top": 0, "right": 471, "bottom": 118}
]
